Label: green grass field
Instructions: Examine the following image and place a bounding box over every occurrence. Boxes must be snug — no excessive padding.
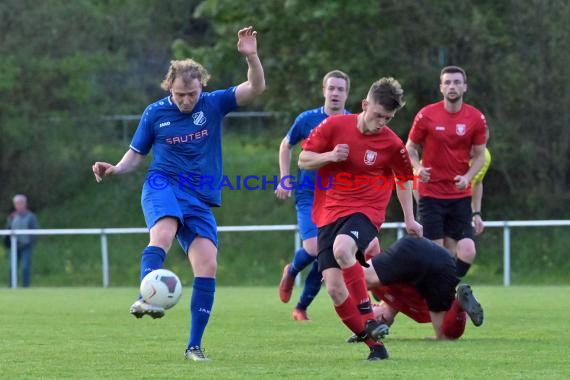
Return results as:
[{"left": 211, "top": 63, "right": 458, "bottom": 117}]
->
[{"left": 1, "top": 286, "right": 569, "bottom": 379}]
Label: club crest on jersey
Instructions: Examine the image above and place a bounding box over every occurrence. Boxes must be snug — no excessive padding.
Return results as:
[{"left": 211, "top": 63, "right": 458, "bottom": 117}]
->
[
  {"left": 364, "top": 150, "right": 377, "bottom": 166},
  {"left": 456, "top": 124, "right": 466, "bottom": 136},
  {"left": 193, "top": 111, "right": 207, "bottom": 126}
]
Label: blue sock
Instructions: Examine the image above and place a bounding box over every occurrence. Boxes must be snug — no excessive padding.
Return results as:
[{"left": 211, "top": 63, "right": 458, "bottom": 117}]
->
[
  {"left": 188, "top": 277, "right": 216, "bottom": 349},
  {"left": 288, "top": 248, "right": 314, "bottom": 277},
  {"left": 297, "top": 261, "right": 322, "bottom": 310},
  {"left": 138, "top": 246, "right": 166, "bottom": 299},
  {"left": 139, "top": 246, "right": 166, "bottom": 282}
]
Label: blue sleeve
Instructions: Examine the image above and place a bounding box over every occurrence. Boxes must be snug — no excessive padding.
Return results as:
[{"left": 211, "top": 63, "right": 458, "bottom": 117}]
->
[
  {"left": 286, "top": 113, "right": 307, "bottom": 146},
  {"left": 208, "top": 86, "right": 238, "bottom": 116},
  {"left": 130, "top": 106, "right": 155, "bottom": 155}
]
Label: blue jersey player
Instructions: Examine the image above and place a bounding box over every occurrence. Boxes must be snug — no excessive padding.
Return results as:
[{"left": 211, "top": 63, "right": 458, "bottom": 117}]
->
[
  {"left": 275, "top": 70, "right": 350, "bottom": 321},
  {"left": 92, "top": 26, "right": 266, "bottom": 361}
]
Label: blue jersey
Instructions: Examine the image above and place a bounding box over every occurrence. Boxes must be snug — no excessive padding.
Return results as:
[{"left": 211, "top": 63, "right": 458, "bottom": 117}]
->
[
  {"left": 286, "top": 107, "right": 348, "bottom": 200},
  {"left": 130, "top": 87, "right": 238, "bottom": 207}
]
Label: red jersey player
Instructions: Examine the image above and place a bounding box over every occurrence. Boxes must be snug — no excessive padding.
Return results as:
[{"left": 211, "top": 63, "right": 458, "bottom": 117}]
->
[
  {"left": 406, "top": 66, "right": 487, "bottom": 278},
  {"left": 299, "top": 77, "right": 423, "bottom": 361},
  {"left": 347, "top": 236, "right": 484, "bottom": 343}
]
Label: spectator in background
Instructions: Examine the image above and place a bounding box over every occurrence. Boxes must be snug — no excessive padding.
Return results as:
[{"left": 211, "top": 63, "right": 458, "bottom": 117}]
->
[{"left": 6, "top": 194, "right": 39, "bottom": 287}]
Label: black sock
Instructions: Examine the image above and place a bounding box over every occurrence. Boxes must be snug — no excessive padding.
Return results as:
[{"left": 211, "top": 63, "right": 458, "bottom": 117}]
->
[{"left": 456, "top": 258, "right": 471, "bottom": 277}]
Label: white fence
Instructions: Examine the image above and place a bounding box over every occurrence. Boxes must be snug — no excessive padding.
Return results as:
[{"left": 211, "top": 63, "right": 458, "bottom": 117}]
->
[{"left": 2, "top": 220, "right": 570, "bottom": 289}]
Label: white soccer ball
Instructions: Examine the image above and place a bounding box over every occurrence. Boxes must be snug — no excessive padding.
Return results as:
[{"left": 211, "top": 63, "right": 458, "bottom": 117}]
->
[{"left": 140, "top": 269, "right": 183, "bottom": 309}]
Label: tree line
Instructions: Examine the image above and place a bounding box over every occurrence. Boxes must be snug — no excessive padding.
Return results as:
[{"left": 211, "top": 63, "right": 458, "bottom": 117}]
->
[{"left": 1, "top": 0, "right": 569, "bottom": 219}]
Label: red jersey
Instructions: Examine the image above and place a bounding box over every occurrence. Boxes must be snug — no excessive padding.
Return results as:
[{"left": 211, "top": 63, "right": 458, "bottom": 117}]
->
[
  {"left": 408, "top": 101, "right": 487, "bottom": 199},
  {"left": 375, "top": 283, "right": 431, "bottom": 323},
  {"left": 302, "top": 114, "right": 413, "bottom": 229}
]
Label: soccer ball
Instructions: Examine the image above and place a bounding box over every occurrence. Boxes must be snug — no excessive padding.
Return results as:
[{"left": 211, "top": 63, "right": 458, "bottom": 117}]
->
[{"left": 140, "top": 269, "right": 183, "bottom": 309}]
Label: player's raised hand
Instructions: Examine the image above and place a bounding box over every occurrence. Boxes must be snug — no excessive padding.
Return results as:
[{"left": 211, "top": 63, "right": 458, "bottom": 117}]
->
[
  {"left": 331, "top": 144, "right": 349, "bottom": 162},
  {"left": 237, "top": 26, "right": 258, "bottom": 57},
  {"left": 454, "top": 175, "right": 470, "bottom": 189},
  {"left": 418, "top": 166, "right": 432, "bottom": 182},
  {"left": 92, "top": 162, "right": 116, "bottom": 182}
]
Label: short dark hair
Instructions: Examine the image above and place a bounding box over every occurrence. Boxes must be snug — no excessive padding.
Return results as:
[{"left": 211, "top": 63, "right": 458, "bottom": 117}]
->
[
  {"left": 367, "top": 77, "right": 405, "bottom": 111},
  {"left": 323, "top": 70, "right": 350, "bottom": 93},
  {"left": 440, "top": 66, "right": 467, "bottom": 83}
]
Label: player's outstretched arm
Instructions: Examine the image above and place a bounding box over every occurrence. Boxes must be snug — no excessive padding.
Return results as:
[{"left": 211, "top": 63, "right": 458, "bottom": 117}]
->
[
  {"left": 235, "top": 26, "right": 266, "bottom": 106},
  {"left": 92, "top": 149, "right": 145, "bottom": 182},
  {"left": 298, "top": 144, "right": 348, "bottom": 170},
  {"left": 275, "top": 137, "right": 294, "bottom": 200}
]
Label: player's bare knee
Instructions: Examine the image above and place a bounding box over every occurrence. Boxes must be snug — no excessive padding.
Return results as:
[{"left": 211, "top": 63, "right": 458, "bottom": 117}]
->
[
  {"left": 457, "top": 238, "right": 476, "bottom": 263},
  {"left": 149, "top": 218, "right": 178, "bottom": 251},
  {"left": 303, "top": 238, "right": 318, "bottom": 256},
  {"left": 333, "top": 236, "right": 356, "bottom": 268},
  {"left": 333, "top": 249, "right": 353, "bottom": 268},
  {"left": 203, "top": 260, "right": 217, "bottom": 276},
  {"left": 191, "top": 257, "right": 217, "bottom": 277}
]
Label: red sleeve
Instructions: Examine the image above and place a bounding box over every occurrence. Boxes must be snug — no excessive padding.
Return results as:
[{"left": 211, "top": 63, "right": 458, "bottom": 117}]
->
[
  {"left": 301, "top": 117, "right": 333, "bottom": 153},
  {"left": 473, "top": 113, "right": 487, "bottom": 145},
  {"left": 408, "top": 111, "right": 427, "bottom": 144},
  {"left": 389, "top": 137, "right": 414, "bottom": 177}
]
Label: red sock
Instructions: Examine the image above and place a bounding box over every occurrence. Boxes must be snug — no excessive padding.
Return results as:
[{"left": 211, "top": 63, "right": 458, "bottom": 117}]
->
[
  {"left": 364, "top": 339, "right": 384, "bottom": 348},
  {"left": 334, "top": 296, "right": 366, "bottom": 335},
  {"left": 442, "top": 299, "right": 467, "bottom": 339},
  {"left": 342, "top": 262, "right": 375, "bottom": 321}
]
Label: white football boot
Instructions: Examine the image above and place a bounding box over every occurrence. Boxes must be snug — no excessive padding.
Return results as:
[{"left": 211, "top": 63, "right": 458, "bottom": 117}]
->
[{"left": 129, "top": 299, "right": 165, "bottom": 319}]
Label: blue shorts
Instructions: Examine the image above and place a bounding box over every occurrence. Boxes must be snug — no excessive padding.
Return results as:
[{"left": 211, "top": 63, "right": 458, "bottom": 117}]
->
[
  {"left": 295, "top": 198, "right": 318, "bottom": 241},
  {"left": 141, "top": 182, "right": 218, "bottom": 254}
]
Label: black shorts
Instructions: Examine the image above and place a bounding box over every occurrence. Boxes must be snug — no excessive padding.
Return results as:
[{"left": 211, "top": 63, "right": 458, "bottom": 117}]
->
[
  {"left": 418, "top": 196, "right": 474, "bottom": 241},
  {"left": 371, "top": 236, "right": 459, "bottom": 312},
  {"left": 317, "top": 213, "right": 378, "bottom": 272}
]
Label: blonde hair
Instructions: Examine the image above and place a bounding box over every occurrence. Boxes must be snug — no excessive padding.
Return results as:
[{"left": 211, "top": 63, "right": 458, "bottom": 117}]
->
[
  {"left": 367, "top": 77, "right": 405, "bottom": 111},
  {"left": 160, "top": 59, "right": 211, "bottom": 90}
]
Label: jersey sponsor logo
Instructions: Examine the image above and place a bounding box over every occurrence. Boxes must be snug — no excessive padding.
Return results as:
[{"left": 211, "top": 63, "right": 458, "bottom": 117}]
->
[
  {"left": 159, "top": 121, "right": 171, "bottom": 128},
  {"left": 165, "top": 129, "right": 208, "bottom": 144},
  {"left": 193, "top": 111, "right": 207, "bottom": 126},
  {"left": 456, "top": 124, "right": 466, "bottom": 136},
  {"left": 364, "top": 150, "right": 377, "bottom": 166},
  {"left": 435, "top": 126, "right": 445, "bottom": 131},
  {"left": 350, "top": 230, "right": 359, "bottom": 239}
]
